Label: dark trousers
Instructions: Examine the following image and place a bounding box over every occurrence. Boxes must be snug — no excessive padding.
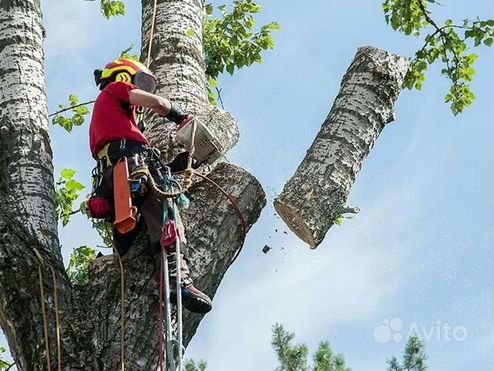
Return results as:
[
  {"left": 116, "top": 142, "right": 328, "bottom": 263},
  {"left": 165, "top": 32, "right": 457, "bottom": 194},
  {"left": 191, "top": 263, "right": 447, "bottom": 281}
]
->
[{"left": 94, "top": 149, "right": 191, "bottom": 280}]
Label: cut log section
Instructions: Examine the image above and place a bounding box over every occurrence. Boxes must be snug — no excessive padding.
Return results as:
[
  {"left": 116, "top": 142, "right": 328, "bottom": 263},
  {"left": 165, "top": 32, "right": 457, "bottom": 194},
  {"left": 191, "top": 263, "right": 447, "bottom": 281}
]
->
[{"left": 274, "top": 46, "right": 410, "bottom": 248}]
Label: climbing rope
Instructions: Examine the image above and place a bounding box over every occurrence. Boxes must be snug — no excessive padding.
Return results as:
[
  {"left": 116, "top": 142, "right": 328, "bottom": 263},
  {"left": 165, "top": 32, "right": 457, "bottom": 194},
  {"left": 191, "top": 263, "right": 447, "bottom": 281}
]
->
[
  {"left": 174, "top": 212, "right": 184, "bottom": 371},
  {"left": 146, "top": 0, "right": 159, "bottom": 67},
  {"left": 158, "top": 174, "right": 183, "bottom": 371},
  {"left": 158, "top": 247, "right": 165, "bottom": 371},
  {"left": 129, "top": 165, "right": 183, "bottom": 200},
  {"left": 33, "top": 248, "right": 62, "bottom": 371},
  {"left": 48, "top": 265, "right": 62, "bottom": 371}
]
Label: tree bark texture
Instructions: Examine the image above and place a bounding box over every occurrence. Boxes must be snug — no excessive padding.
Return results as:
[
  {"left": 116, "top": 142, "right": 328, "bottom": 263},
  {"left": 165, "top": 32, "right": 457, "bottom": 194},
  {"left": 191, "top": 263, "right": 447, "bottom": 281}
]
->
[
  {"left": 274, "top": 46, "right": 409, "bottom": 248},
  {"left": 0, "top": 1, "right": 81, "bottom": 370},
  {"left": 141, "top": 0, "right": 239, "bottom": 163},
  {"left": 0, "top": 1, "right": 266, "bottom": 371}
]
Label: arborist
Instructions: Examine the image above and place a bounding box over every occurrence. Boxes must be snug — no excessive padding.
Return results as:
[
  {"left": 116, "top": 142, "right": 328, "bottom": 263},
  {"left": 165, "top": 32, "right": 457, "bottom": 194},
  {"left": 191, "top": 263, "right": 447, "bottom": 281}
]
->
[{"left": 88, "top": 58, "right": 212, "bottom": 314}]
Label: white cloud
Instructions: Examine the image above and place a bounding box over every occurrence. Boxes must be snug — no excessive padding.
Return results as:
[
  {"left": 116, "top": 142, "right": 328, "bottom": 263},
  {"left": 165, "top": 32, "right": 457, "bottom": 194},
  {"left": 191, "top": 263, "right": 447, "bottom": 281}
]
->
[{"left": 184, "top": 174, "right": 430, "bottom": 370}]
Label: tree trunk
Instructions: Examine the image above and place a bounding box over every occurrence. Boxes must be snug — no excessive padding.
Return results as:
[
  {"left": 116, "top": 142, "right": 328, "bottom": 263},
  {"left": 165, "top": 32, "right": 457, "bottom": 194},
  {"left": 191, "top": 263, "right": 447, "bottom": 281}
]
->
[
  {"left": 141, "top": 0, "right": 239, "bottom": 163},
  {"left": 0, "top": 1, "right": 86, "bottom": 370},
  {"left": 274, "top": 46, "right": 409, "bottom": 248},
  {"left": 0, "top": 1, "right": 266, "bottom": 371}
]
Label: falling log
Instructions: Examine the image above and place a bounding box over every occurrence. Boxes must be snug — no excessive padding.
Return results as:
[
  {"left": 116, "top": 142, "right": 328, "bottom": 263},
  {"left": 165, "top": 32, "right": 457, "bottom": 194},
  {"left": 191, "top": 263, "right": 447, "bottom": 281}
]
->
[{"left": 274, "top": 46, "right": 409, "bottom": 248}]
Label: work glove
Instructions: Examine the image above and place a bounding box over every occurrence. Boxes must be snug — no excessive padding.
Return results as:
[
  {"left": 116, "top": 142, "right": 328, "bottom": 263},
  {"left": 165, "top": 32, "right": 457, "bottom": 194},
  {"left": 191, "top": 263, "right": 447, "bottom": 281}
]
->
[{"left": 166, "top": 103, "right": 190, "bottom": 125}]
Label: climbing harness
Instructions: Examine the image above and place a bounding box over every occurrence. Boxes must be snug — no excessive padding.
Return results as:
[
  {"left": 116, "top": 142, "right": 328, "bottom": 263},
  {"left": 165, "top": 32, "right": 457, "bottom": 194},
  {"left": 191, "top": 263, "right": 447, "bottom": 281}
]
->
[{"left": 33, "top": 248, "right": 62, "bottom": 371}]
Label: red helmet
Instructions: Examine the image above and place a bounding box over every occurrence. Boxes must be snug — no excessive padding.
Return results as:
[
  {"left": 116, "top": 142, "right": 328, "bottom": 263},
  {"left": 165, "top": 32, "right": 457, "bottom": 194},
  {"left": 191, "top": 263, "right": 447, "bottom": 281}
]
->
[{"left": 94, "top": 58, "right": 157, "bottom": 92}]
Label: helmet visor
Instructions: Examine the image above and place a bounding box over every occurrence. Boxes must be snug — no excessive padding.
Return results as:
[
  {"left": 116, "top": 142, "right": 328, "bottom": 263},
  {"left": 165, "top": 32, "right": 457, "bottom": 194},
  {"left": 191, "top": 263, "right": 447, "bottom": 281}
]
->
[{"left": 134, "top": 71, "right": 157, "bottom": 93}]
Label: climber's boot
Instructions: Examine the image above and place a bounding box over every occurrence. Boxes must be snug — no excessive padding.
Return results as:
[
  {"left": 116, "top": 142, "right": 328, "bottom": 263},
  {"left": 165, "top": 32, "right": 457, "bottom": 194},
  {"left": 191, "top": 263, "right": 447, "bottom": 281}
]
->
[{"left": 167, "top": 252, "right": 212, "bottom": 314}]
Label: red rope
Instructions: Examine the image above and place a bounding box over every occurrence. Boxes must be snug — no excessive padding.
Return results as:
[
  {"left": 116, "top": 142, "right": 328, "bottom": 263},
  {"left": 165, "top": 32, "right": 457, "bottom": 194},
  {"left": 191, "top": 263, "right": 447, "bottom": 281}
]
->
[
  {"left": 177, "top": 170, "right": 248, "bottom": 263},
  {"left": 158, "top": 248, "right": 165, "bottom": 371}
]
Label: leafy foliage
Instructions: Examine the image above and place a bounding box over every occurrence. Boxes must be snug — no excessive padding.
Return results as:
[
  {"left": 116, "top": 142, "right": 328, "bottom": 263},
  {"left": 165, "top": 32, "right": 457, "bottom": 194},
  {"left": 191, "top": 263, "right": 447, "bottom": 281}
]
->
[
  {"left": 55, "top": 169, "right": 85, "bottom": 226},
  {"left": 203, "top": 0, "right": 280, "bottom": 105},
  {"left": 312, "top": 342, "right": 349, "bottom": 371},
  {"left": 66, "top": 246, "right": 99, "bottom": 285},
  {"left": 52, "top": 94, "right": 91, "bottom": 132},
  {"left": 185, "top": 359, "right": 208, "bottom": 371},
  {"left": 387, "top": 336, "right": 427, "bottom": 371},
  {"left": 100, "top": 0, "right": 126, "bottom": 19},
  {"left": 272, "top": 324, "right": 350, "bottom": 371},
  {"left": 383, "top": 0, "right": 493, "bottom": 115},
  {"left": 0, "top": 347, "right": 12, "bottom": 370}
]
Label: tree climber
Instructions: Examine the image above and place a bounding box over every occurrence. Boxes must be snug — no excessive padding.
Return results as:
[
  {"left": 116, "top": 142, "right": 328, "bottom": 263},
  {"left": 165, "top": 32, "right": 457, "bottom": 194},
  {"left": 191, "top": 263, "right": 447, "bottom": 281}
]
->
[{"left": 88, "top": 58, "right": 212, "bottom": 314}]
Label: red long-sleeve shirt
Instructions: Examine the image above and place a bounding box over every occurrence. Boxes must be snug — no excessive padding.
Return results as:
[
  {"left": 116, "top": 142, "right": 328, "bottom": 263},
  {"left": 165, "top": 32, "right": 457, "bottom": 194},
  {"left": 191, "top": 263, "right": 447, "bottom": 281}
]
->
[{"left": 89, "top": 81, "right": 149, "bottom": 158}]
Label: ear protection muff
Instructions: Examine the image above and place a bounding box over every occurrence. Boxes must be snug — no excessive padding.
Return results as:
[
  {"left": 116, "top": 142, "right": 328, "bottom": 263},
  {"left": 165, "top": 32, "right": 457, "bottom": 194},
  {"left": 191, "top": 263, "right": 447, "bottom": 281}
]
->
[
  {"left": 94, "top": 69, "right": 103, "bottom": 86},
  {"left": 115, "top": 72, "right": 132, "bottom": 83}
]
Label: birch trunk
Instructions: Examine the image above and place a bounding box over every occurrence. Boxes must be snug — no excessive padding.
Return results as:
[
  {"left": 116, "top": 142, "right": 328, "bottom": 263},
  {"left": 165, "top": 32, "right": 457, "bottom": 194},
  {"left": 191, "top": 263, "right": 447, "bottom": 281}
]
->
[
  {"left": 141, "top": 0, "right": 239, "bottom": 162},
  {"left": 0, "top": 1, "right": 87, "bottom": 370},
  {"left": 274, "top": 46, "right": 409, "bottom": 248}
]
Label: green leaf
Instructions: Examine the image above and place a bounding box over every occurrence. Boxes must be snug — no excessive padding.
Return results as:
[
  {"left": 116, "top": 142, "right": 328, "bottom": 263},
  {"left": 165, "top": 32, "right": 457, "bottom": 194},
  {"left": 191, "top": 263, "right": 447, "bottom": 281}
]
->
[
  {"left": 484, "top": 37, "right": 493, "bottom": 46},
  {"left": 55, "top": 169, "right": 86, "bottom": 226},
  {"left": 101, "top": 0, "right": 126, "bottom": 19},
  {"left": 119, "top": 43, "right": 139, "bottom": 61},
  {"left": 69, "top": 94, "right": 79, "bottom": 106},
  {"left": 66, "top": 246, "right": 98, "bottom": 285},
  {"left": 52, "top": 94, "right": 91, "bottom": 132},
  {"left": 66, "top": 179, "right": 85, "bottom": 192},
  {"left": 61, "top": 168, "right": 76, "bottom": 180},
  {"left": 0, "top": 346, "right": 11, "bottom": 370},
  {"left": 208, "top": 77, "right": 218, "bottom": 88},
  {"left": 203, "top": 0, "right": 280, "bottom": 95}
]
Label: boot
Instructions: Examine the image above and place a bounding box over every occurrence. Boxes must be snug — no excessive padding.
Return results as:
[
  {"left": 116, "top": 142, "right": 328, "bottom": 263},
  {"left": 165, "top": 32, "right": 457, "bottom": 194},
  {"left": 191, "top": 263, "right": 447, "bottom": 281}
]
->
[{"left": 167, "top": 252, "right": 212, "bottom": 314}]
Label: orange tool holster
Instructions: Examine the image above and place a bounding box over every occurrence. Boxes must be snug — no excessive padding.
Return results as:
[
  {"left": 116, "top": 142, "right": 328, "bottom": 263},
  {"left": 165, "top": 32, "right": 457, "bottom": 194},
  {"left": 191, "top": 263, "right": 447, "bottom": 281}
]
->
[{"left": 113, "top": 157, "right": 138, "bottom": 234}]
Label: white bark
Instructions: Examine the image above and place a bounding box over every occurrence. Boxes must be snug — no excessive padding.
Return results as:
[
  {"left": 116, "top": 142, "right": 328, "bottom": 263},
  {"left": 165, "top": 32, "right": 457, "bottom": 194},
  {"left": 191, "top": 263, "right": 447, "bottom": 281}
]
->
[
  {"left": 274, "top": 46, "right": 410, "bottom": 248},
  {"left": 141, "top": 0, "right": 239, "bottom": 162},
  {"left": 0, "top": 1, "right": 79, "bottom": 370}
]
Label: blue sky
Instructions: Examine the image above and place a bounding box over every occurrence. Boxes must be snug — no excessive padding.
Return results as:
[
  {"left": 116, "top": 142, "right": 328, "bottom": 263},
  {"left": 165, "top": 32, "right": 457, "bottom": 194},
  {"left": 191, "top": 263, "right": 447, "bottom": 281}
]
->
[{"left": 1, "top": 0, "right": 492, "bottom": 370}]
